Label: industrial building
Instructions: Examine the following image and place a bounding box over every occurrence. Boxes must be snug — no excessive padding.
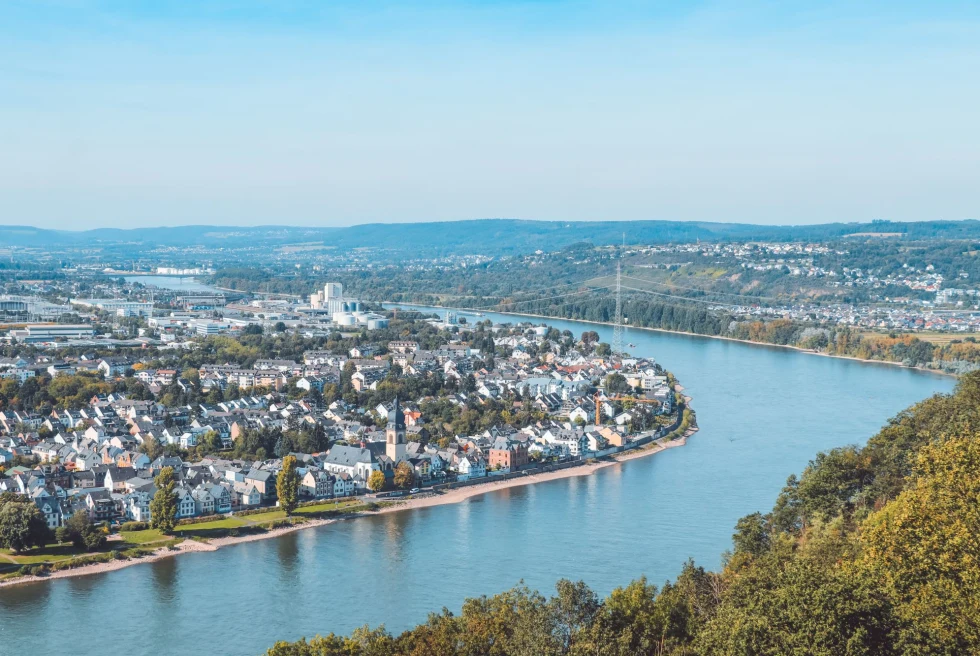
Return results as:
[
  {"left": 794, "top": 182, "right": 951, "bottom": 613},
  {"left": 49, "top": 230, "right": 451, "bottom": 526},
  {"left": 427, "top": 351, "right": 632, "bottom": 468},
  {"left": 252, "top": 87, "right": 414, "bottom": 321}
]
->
[
  {"left": 72, "top": 299, "right": 154, "bottom": 317},
  {"left": 309, "top": 282, "right": 360, "bottom": 314},
  {"left": 5, "top": 324, "right": 96, "bottom": 343},
  {"left": 0, "top": 296, "right": 72, "bottom": 321}
]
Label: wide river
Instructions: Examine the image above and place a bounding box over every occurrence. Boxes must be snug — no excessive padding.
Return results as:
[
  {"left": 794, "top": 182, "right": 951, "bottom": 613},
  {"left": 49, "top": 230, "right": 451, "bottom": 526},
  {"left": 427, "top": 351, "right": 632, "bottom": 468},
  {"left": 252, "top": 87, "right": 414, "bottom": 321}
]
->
[{"left": 0, "top": 307, "right": 955, "bottom": 655}]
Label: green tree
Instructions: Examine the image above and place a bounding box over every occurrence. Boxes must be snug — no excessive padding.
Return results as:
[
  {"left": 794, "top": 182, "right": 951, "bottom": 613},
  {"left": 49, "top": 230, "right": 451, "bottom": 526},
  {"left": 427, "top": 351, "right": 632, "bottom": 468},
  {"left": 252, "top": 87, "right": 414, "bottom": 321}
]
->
[
  {"left": 861, "top": 431, "right": 980, "bottom": 654},
  {"left": 581, "top": 331, "right": 600, "bottom": 351},
  {"left": 277, "top": 455, "right": 300, "bottom": 515},
  {"left": 604, "top": 373, "right": 630, "bottom": 394},
  {"left": 140, "top": 435, "right": 164, "bottom": 461},
  {"left": 732, "top": 512, "right": 771, "bottom": 557},
  {"left": 393, "top": 462, "right": 415, "bottom": 490},
  {"left": 368, "top": 470, "right": 387, "bottom": 493},
  {"left": 56, "top": 511, "right": 106, "bottom": 552},
  {"left": 0, "top": 497, "right": 50, "bottom": 552},
  {"left": 197, "top": 430, "right": 222, "bottom": 455},
  {"left": 150, "top": 466, "right": 179, "bottom": 534}
]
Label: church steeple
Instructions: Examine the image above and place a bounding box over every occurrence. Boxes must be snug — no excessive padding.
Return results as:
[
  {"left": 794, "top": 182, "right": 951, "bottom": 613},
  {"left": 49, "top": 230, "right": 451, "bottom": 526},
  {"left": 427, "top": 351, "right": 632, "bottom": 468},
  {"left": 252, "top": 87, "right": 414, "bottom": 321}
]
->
[
  {"left": 387, "top": 396, "right": 405, "bottom": 431},
  {"left": 386, "top": 397, "right": 407, "bottom": 462}
]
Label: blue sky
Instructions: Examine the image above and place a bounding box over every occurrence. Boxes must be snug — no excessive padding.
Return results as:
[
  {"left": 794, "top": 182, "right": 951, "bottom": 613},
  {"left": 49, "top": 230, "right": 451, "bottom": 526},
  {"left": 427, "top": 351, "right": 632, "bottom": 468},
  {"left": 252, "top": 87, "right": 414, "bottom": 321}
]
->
[{"left": 1, "top": 1, "right": 979, "bottom": 229}]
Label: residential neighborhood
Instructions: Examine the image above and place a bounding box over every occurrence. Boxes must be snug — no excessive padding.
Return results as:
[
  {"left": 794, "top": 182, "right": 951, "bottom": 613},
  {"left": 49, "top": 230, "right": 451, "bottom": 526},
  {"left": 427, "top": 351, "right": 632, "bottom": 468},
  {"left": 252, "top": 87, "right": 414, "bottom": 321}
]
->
[{"left": 0, "top": 313, "right": 684, "bottom": 534}]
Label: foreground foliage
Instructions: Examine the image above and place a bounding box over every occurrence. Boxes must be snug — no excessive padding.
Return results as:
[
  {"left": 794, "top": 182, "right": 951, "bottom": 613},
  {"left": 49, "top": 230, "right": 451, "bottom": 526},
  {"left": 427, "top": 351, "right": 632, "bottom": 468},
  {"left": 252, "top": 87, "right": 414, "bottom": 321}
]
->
[{"left": 266, "top": 372, "right": 980, "bottom": 656}]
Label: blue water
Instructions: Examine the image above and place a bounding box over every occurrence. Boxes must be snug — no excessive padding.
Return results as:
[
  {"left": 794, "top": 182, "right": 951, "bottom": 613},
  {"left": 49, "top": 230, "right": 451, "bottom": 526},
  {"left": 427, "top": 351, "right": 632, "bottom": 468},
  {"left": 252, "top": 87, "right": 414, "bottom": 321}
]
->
[
  {"left": 0, "top": 307, "right": 954, "bottom": 655},
  {"left": 123, "top": 275, "right": 219, "bottom": 292}
]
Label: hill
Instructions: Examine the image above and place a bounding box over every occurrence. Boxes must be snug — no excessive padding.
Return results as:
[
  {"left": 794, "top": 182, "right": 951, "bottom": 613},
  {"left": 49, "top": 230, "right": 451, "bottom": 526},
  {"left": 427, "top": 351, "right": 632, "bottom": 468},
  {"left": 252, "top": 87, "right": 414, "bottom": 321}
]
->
[{"left": 4, "top": 218, "right": 980, "bottom": 256}]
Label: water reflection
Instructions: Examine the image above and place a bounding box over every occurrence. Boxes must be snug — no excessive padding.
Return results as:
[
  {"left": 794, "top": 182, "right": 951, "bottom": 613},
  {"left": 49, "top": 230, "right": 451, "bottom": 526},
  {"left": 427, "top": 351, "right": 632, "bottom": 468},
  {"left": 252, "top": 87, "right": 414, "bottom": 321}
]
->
[
  {"left": 64, "top": 571, "right": 102, "bottom": 600},
  {"left": 276, "top": 533, "right": 300, "bottom": 584},
  {"left": 151, "top": 558, "right": 179, "bottom": 603},
  {"left": 0, "top": 579, "right": 51, "bottom": 615}
]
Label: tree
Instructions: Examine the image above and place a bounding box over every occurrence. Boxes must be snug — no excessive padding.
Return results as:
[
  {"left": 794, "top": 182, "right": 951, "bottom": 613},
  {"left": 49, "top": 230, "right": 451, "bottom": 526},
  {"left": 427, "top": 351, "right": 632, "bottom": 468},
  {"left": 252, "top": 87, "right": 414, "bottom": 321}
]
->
[
  {"left": 595, "top": 342, "right": 612, "bottom": 357},
  {"left": 605, "top": 373, "right": 630, "bottom": 394},
  {"left": 368, "top": 470, "right": 387, "bottom": 493},
  {"left": 140, "top": 435, "right": 164, "bottom": 461},
  {"left": 150, "top": 466, "right": 179, "bottom": 534},
  {"left": 0, "top": 497, "right": 50, "bottom": 552},
  {"left": 197, "top": 430, "right": 222, "bottom": 455},
  {"left": 277, "top": 455, "right": 300, "bottom": 515},
  {"left": 394, "top": 462, "right": 416, "bottom": 490},
  {"left": 581, "top": 331, "right": 600, "bottom": 351},
  {"left": 56, "top": 511, "right": 106, "bottom": 552},
  {"left": 309, "top": 423, "right": 330, "bottom": 453},
  {"left": 861, "top": 431, "right": 980, "bottom": 653}
]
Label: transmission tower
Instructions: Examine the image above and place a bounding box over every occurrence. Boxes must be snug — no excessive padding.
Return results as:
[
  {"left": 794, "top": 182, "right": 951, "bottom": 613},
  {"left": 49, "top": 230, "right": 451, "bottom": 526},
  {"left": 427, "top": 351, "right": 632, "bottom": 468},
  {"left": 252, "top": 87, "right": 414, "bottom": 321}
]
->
[{"left": 612, "top": 261, "right": 623, "bottom": 356}]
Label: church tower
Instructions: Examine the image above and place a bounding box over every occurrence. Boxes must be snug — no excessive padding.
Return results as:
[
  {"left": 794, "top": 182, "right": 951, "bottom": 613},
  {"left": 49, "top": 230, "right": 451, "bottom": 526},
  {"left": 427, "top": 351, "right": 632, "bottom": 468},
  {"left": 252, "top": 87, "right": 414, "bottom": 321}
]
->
[{"left": 386, "top": 397, "right": 407, "bottom": 462}]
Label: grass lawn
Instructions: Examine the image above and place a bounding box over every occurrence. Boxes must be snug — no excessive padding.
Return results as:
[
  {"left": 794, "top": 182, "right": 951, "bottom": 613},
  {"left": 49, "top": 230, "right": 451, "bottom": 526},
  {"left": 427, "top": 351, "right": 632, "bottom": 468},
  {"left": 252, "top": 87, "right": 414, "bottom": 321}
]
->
[
  {"left": 1, "top": 543, "right": 86, "bottom": 564},
  {"left": 294, "top": 499, "right": 363, "bottom": 516},
  {"left": 172, "top": 516, "right": 249, "bottom": 538},
  {"left": 119, "top": 528, "right": 169, "bottom": 545},
  {"left": 250, "top": 511, "right": 287, "bottom": 523}
]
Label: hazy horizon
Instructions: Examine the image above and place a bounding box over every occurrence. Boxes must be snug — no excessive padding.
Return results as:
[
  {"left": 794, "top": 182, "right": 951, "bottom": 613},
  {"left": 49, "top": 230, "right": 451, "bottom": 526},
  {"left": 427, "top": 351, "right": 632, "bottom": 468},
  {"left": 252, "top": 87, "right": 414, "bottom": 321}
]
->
[
  {"left": 3, "top": 216, "right": 979, "bottom": 234},
  {"left": 3, "top": 1, "right": 979, "bottom": 230}
]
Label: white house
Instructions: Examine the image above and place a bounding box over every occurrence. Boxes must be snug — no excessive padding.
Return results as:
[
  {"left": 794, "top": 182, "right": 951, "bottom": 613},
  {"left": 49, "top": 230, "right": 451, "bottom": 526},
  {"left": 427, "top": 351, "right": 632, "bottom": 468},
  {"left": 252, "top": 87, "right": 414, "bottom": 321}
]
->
[{"left": 455, "top": 455, "right": 486, "bottom": 481}]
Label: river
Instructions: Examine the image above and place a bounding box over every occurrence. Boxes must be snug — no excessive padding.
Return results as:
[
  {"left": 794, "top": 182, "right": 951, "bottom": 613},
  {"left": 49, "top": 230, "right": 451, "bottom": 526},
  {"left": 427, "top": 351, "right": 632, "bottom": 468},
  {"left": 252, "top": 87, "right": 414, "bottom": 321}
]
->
[
  {"left": 123, "top": 275, "right": 219, "bottom": 292},
  {"left": 0, "top": 307, "right": 955, "bottom": 655}
]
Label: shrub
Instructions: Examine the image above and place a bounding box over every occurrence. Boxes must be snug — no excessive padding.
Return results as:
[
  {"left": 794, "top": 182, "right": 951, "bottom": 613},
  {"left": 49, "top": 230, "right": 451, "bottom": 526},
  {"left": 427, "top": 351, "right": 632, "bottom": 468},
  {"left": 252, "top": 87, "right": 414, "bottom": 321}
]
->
[
  {"left": 19, "top": 564, "right": 50, "bottom": 577},
  {"left": 119, "top": 521, "right": 150, "bottom": 532},
  {"left": 264, "top": 519, "right": 294, "bottom": 530}
]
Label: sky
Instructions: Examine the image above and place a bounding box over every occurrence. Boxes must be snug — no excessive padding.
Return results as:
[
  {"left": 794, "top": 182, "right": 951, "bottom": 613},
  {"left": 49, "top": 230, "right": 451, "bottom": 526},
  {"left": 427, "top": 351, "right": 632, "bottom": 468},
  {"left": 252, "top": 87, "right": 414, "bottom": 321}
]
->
[{"left": 1, "top": 1, "right": 979, "bottom": 230}]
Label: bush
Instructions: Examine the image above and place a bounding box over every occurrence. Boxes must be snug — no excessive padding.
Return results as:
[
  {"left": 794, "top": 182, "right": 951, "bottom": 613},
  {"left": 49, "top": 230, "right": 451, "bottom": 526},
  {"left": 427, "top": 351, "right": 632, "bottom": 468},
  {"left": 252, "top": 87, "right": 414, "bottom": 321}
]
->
[
  {"left": 119, "top": 521, "right": 150, "bottom": 532},
  {"left": 18, "top": 564, "right": 49, "bottom": 577},
  {"left": 119, "top": 547, "right": 154, "bottom": 559},
  {"left": 264, "top": 519, "right": 294, "bottom": 530},
  {"left": 46, "top": 552, "right": 114, "bottom": 572}
]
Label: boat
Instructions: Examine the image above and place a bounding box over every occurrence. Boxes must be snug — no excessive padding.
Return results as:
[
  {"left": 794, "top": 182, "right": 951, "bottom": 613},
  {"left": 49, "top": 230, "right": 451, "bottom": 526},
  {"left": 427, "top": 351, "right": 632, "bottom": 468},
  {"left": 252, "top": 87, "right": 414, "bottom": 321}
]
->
[{"left": 628, "top": 343, "right": 636, "bottom": 348}]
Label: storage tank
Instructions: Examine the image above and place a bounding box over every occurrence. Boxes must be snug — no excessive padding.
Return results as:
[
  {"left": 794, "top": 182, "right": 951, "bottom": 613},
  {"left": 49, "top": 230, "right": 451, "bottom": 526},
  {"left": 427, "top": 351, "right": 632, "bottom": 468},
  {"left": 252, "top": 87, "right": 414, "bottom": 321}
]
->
[{"left": 333, "top": 312, "right": 357, "bottom": 326}]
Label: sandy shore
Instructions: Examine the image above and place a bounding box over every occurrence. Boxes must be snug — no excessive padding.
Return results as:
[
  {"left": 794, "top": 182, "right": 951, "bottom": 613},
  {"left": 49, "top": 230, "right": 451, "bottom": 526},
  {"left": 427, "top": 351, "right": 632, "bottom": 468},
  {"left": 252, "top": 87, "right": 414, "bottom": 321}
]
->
[{"left": 1, "top": 410, "right": 699, "bottom": 590}]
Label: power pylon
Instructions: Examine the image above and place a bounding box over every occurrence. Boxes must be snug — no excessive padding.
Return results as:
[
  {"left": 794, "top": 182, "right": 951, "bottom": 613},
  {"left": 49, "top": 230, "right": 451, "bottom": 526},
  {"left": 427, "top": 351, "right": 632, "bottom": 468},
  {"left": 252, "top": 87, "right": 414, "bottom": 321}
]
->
[{"left": 612, "top": 261, "right": 623, "bottom": 356}]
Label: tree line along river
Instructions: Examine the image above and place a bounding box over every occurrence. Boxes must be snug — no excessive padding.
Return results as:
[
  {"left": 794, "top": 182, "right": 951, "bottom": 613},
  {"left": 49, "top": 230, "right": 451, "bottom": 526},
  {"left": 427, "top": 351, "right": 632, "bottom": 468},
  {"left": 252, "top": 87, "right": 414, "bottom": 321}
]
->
[{"left": 0, "top": 306, "right": 954, "bottom": 656}]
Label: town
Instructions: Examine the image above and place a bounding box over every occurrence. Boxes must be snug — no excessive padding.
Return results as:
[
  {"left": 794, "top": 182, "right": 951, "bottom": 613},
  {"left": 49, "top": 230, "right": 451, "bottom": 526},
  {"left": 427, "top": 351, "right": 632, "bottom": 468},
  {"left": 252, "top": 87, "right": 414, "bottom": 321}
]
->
[{"left": 0, "top": 296, "right": 689, "bottom": 577}]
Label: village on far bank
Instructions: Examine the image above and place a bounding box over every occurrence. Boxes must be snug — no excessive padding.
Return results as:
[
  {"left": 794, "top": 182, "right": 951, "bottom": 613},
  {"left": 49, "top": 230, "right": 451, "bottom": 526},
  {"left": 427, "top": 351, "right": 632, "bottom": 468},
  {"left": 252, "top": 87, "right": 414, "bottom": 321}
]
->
[{"left": 0, "top": 284, "right": 690, "bottom": 573}]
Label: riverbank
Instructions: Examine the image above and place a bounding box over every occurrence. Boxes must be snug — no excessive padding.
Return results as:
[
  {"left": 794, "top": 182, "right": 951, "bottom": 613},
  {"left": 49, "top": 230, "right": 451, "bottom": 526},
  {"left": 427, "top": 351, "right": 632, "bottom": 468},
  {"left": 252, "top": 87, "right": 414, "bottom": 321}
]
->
[
  {"left": 0, "top": 418, "right": 699, "bottom": 590},
  {"left": 389, "top": 304, "right": 957, "bottom": 378}
]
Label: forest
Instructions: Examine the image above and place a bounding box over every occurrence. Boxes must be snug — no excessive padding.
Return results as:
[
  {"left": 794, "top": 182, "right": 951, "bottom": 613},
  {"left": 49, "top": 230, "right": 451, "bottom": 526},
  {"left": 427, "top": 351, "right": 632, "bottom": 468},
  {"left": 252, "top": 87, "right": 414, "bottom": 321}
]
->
[{"left": 265, "top": 371, "right": 980, "bottom": 655}]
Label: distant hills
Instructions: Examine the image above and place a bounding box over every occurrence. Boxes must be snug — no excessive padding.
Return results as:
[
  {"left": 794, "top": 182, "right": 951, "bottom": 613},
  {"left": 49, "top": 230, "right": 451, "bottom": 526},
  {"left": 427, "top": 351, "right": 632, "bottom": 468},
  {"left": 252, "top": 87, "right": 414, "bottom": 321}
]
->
[{"left": 2, "top": 219, "right": 980, "bottom": 256}]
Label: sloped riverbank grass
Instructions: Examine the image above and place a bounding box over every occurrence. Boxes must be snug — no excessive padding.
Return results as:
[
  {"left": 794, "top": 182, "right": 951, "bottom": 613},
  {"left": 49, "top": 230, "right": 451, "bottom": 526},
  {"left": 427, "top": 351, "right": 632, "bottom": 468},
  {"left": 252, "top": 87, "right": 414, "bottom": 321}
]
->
[{"left": 0, "top": 499, "right": 385, "bottom": 583}]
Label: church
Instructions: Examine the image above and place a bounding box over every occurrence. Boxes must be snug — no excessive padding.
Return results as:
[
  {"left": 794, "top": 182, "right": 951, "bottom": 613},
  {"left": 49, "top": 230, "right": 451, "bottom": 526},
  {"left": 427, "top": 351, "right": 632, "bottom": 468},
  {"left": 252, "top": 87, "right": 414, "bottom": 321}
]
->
[{"left": 385, "top": 397, "right": 407, "bottom": 462}]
